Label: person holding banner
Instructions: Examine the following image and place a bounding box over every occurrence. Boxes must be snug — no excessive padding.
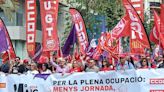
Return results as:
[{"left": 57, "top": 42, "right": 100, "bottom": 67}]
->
[
  {"left": 41, "top": 63, "right": 51, "bottom": 74},
  {"left": 27, "top": 62, "right": 39, "bottom": 74},
  {"left": 139, "top": 58, "right": 149, "bottom": 69},
  {"left": 69, "top": 60, "right": 83, "bottom": 73},
  {"left": 100, "top": 59, "right": 114, "bottom": 71},
  {"left": 50, "top": 57, "right": 70, "bottom": 74},
  {"left": 85, "top": 59, "right": 99, "bottom": 72},
  {"left": 126, "top": 56, "right": 136, "bottom": 68},
  {"left": 116, "top": 54, "right": 135, "bottom": 70}
]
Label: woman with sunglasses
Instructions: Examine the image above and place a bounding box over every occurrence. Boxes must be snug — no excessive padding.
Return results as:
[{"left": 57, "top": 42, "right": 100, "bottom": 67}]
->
[
  {"left": 140, "top": 58, "right": 149, "bottom": 69},
  {"left": 69, "top": 60, "right": 82, "bottom": 73},
  {"left": 50, "top": 56, "right": 70, "bottom": 74}
]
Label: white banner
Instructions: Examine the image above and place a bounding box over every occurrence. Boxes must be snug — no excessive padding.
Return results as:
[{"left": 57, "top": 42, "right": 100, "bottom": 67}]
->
[{"left": 0, "top": 69, "right": 164, "bottom": 92}]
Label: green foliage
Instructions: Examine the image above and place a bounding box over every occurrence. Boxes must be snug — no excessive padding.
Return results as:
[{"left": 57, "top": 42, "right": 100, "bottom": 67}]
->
[
  {"left": 68, "top": 0, "right": 124, "bottom": 39},
  {"left": 143, "top": 12, "right": 154, "bottom": 46},
  {"left": 58, "top": 6, "right": 72, "bottom": 46}
]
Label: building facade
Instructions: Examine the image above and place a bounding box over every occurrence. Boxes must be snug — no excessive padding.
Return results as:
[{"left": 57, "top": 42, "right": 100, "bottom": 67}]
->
[
  {"left": 0, "top": 0, "right": 71, "bottom": 59},
  {"left": 144, "top": 0, "right": 162, "bottom": 22}
]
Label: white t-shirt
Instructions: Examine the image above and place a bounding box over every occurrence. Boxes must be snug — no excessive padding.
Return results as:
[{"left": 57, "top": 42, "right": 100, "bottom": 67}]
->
[
  {"left": 27, "top": 70, "right": 39, "bottom": 74},
  {"left": 41, "top": 69, "right": 52, "bottom": 74}
]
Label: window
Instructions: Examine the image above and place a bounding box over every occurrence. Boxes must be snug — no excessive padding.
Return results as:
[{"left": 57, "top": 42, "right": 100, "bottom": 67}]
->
[
  {"left": 150, "top": 2, "right": 161, "bottom": 7},
  {"left": 149, "top": 1, "right": 161, "bottom": 20}
]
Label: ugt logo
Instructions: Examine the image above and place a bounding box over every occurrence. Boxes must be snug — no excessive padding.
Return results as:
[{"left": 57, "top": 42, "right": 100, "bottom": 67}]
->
[{"left": 14, "top": 83, "right": 38, "bottom": 92}]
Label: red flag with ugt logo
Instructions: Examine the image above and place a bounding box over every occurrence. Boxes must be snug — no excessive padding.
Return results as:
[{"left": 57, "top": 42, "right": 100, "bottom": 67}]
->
[
  {"left": 129, "top": 0, "right": 144, "bottom": 21},
  {"left": 69, "top": 9, "right": 89, "bottom": 55},
  {"left": 25, "top": 0, "right": 37, "bottom": 57},
  {"left": 40, "top": 0, "right": 59, "bottom": 51},
  {"left": 123, "top": 0, "right": 150, "bottom": 54},
  {"left": 160, "top": 4, "right": 164, "bottom": 49}
]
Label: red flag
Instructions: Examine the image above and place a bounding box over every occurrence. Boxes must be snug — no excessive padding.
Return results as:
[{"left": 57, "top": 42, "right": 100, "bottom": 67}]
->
[
  {"left": 112, "top": 14, "right": 130, "bottom": 38},
  {"left": 123, "top": 0, "right": 150, "bottom": 54},
  {"left": 92, "top": 32, "right": 106, "bottom": 60},
  {"left": 99, "top": 32, "right": 108, "bottom": 49},
  {"left": 129, "top": 0, "right": 144, "bottom": 21},
  {"left": 73, "top": 47, "right": 80, "bottom": 60},
  {"left": 149, "top": 10, "right": 160, "bottom": 44},
  {"left": 69, "top": 9, "right": 89, "bottom": 55},
  {"left": 150, "top": 26, "right": 159, "bottom": 44},
  {"left": 103, "top": 32, "right": 119, "bottom": 59},
  {"left": 160, "top": 4, "right": 164, "bottom": 49},
  {"left": 92, "top": 47, "right": 102, "bottom": 60},
  {"left": 42, "top": 51, "right": 50, "bottom": 59},
  {"left": 154, "top": 10, "right": 160, "bottom": 38},
  {"left": 25, "top": 0, "right": 37, "bottom": 57},
  {"left": 40, "top": 0, "right": 59, "bottom": 51}
]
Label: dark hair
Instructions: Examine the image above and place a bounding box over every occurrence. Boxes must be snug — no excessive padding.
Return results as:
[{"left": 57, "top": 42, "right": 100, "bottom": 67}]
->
[
  {"left": 128, "top": 56, "right": 135, "bottom": 67},
  {"left": 37, "top": 64, "right": 42, "bottom": 69},
  {"left": 16, "top": 56, "right": 20, "bottom": 60},
  {"left": 18, "top": 64, "right": 26, "bottom": 73},
  {"left": 42, "top": 63, "right": 48, "bottom": 69},
  {"left": 89, "top": 59, "right": 98, "bottom": 66},
  {"left": 1, "top": 62, "right": 10, "bottom": 73},
  {"left": 140, "top": 58, "right": 148, "bottom": 67},
  {"left": 102, "top": 59, "right": 110, "bottom": 67}
]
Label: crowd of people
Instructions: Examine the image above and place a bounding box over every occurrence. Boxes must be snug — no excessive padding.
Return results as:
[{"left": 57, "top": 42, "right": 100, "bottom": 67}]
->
[{"left": 0, "top": 52, "right": 164, "bottom": 75}]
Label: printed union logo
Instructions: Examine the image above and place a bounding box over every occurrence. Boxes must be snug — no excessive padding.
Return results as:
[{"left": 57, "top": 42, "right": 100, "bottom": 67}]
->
[
  {"left": 0, "top": 83, "right": 6, "bottom": 88},
  {"left": 150, "top": 79, "right": 164, "bottom": 84},
  {"left": 46, "top": 39, "right": 55, "bottom": 49},
  {"left": 28, "top": 45, "right": 34, "bottom": 51},
  {"left": 14, "top": 83, "right": 38, "bottom": 92},
  {"left": 150, "top": 90, "right": 164, "bottom": 92}
]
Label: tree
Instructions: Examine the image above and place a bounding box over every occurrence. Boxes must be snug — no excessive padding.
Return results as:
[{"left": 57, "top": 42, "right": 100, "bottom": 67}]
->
[
  {"left": 67, "top": 0, "right": 124, "bottom": 40},
  {"left": 0, "top": 0, "right": 19, "bottom": 21}
]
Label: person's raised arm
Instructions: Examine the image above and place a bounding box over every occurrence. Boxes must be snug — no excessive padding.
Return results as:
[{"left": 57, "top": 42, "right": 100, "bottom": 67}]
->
[{"left": 49, "top": 52, "right": 58, "bottom": 68}]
